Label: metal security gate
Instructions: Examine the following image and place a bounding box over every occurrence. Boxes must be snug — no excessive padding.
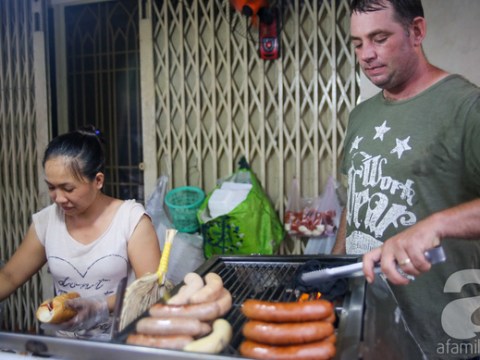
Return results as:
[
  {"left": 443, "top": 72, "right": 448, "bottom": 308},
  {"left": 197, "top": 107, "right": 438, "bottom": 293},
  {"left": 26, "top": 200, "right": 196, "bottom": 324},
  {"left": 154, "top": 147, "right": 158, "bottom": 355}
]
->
[
  {"left": 150, "top": 0, "right": 357, "bottom": 203},
  {"left": 149, "top": 0, "right": 358, "bottom": 252},
  {"left": 0, "top": 0, "right": 50, "bottom": 332},
  {"left": 54, "top": 0, "right": 145, "bottom": 202}
]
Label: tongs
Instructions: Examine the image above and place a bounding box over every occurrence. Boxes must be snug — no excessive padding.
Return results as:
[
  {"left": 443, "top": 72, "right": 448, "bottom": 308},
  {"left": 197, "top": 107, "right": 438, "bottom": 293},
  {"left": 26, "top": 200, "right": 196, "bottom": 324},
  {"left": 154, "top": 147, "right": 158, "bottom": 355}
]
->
[{"left": 300, "top": 246, "right": 446, "bottom": 285}]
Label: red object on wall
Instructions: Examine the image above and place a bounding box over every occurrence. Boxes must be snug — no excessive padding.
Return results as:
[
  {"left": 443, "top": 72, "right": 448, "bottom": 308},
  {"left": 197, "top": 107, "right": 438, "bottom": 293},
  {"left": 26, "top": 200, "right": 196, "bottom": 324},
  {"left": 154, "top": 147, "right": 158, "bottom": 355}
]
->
[
  {"left": 230, "top": 0, "right": 269, "bottom": 27},
  {"left": 258, "top": 8, "right": 280, "bottom": 60}
]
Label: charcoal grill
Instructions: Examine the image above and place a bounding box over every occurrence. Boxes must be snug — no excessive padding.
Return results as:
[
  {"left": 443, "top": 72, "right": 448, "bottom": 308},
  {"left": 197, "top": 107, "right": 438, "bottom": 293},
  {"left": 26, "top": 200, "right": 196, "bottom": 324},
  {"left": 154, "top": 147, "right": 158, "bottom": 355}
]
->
[{"left": 0, "top": 254, "right": 424, "bottom": 359}]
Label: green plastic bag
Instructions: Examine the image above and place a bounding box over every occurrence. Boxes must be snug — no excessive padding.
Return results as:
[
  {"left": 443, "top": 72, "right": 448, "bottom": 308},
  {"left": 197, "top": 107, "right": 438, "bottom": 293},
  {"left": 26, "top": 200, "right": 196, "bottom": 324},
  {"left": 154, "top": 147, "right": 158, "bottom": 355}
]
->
[{"left": 198, "top": 160, "right": 285, "bottom": 258}]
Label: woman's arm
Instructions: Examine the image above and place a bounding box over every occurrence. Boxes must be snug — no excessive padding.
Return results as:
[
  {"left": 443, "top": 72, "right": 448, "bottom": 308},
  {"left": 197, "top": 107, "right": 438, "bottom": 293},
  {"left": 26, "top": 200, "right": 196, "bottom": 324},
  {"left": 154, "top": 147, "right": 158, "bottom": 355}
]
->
[
  {"left": 0, "top": 223, "right": 47, "bottom": 301},
  {"left": 127, "top": 214, "right": 162, "bottom": 279}
]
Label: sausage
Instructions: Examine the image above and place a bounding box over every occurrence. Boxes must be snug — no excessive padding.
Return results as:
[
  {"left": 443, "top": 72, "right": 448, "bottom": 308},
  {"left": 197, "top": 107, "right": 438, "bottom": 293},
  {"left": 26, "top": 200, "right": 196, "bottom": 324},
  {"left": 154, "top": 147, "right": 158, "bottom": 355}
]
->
[
  {"left": 324, "top": 333, "right": 336, "bottom": 344},
  {"left": 150, "top": 288, "right": 232, "bottom": 321},
  {"left": 189, "top": 273, "right": 224, "bottom": 304},
  {"left": 183, "top": 319, "right": 233, "bottom": 354},
  {"left": 126, "top": 334, "right": 194, "bottom": 349},
  {"left": 36, "top": 292, "right": 80, "bottom": 324},
  {"left": 216, "top": 288, "right": 233, "bottom": 316},
  {"left": 324, "top": 312, "right": 336, "bottom": 324},
  {"left": 167, "top": 272, "right": 204, "bottom": 305},
  {"left": 239, "top": 339, "right": 336, "bottom": 360},
  {"left": 242, "top": 320, "right": 334, "bottom": 345},
  {"left": 135, "top": 317, "right": 212, "bottom": 337},
  {"left": 241, "top": 299, "right": 334, "bottom": 323}
]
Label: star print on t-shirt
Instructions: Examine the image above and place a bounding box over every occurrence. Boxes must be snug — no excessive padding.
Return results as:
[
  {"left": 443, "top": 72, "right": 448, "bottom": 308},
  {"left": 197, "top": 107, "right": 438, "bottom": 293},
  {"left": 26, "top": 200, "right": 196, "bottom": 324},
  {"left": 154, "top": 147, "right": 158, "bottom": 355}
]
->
[
  {"left": 391, "top": 136, "right": 412, "bottom": 159},
  {"left": 373, "top": 120, "right": 391, "bottom": 141}
]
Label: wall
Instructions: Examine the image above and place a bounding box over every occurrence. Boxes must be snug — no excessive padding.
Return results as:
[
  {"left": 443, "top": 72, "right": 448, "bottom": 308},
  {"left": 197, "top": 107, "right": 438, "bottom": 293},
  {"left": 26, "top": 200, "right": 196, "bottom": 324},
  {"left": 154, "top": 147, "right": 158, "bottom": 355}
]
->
[{"left": 360, "top": 0, "right": 480, "bottom": 99}]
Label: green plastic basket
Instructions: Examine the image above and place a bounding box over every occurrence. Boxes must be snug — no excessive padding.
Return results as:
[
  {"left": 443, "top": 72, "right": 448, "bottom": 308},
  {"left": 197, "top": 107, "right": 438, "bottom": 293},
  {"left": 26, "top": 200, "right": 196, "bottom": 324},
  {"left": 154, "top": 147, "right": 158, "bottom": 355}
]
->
[{"left": 165, "top": 186, "right": 205, "bottom": 233}]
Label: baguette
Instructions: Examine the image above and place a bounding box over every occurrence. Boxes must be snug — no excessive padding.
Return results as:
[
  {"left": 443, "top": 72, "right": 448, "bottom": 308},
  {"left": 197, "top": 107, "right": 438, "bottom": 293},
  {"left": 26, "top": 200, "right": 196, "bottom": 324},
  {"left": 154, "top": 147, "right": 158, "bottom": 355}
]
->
[{"left": 36, "top": 292, "right": 80, "bottom": 324}]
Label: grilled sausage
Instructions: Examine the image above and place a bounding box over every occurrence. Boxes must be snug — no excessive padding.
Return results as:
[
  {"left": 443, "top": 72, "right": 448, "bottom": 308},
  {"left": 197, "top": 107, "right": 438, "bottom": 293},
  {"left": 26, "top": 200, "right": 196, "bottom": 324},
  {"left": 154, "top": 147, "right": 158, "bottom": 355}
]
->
[
  {"left": 126, "top": 334, "right": 194, "bottom": 349},
  {"left": 242, "top": 320, "right": 334, "bottom": 345},
  {"left": 36, "top": 292, "right": 80, "bottom": 324},
  {"left": 135, "top": 317, "right": 212, "bottom": 337},
  {"left": 189, "top": 273, "right": 224, "bottom": 304},
  {"left": 183, "top": 319, "right": 233, "bottom": 354},
  {"left": 241, "top": 299, "right": 334, "bottom": 323},
  {"left": 150, "top": 289, "right": 233, "bottom": 321},
  {"left": 324, "top": 312, "right": 336, "bottom": 324},
  {"left": 239, "top": 339, "right": 336, "bottom": 360},
  {"left": 167, "top": 272, "right": 205, "bottom": 305},
  {"left": 324, "top": 333, "right": 336, "bottom": 344}
]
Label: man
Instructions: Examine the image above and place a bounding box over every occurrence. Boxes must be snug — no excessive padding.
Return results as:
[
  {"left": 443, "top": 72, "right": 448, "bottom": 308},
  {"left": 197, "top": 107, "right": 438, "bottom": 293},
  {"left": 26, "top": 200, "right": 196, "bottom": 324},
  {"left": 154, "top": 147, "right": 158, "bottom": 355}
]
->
[{"left": 332, "top": 0, "right": 480, "bottom": 358}]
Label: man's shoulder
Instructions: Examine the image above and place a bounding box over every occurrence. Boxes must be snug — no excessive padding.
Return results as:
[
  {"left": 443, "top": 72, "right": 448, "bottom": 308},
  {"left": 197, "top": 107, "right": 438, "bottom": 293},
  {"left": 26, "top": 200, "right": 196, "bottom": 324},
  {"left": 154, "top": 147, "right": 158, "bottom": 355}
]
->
[{"left": 441, "top": 74, "right": 480, "bottom": 95}]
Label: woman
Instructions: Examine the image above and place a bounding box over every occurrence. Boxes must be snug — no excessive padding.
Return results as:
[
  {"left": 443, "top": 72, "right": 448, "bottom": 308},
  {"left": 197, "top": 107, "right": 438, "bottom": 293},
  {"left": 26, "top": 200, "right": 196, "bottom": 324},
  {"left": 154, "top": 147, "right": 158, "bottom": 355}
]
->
[{"left": 0, "top": 126, "right": 161, "bottom": 340}]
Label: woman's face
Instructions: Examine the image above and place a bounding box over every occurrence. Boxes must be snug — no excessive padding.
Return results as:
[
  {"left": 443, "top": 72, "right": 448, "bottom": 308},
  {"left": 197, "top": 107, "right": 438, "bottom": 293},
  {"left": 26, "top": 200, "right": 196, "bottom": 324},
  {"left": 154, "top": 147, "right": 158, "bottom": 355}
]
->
[{"left": 44, "top": 156, "right": 103, "bottom": 216}]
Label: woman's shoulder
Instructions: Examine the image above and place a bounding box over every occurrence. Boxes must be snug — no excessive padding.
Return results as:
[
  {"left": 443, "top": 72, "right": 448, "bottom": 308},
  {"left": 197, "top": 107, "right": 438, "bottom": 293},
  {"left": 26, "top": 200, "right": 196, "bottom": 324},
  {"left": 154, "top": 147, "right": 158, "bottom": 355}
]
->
[
  {"left": 119, "top": 199, "right": 146, "bottom": 211},
  {"left": 33, "top": 203, "right": 60, "bottom": 221},
  {"left": 113, "top": 199, "right": 147, "bottom": 221}
]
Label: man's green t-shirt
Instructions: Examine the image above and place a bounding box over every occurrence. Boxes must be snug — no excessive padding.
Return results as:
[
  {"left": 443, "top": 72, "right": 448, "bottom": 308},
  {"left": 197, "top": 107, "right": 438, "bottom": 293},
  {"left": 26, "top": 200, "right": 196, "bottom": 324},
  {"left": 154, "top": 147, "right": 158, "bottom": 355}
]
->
[{"left": 342, "top": 75, "right": 480, "bottom": 358}]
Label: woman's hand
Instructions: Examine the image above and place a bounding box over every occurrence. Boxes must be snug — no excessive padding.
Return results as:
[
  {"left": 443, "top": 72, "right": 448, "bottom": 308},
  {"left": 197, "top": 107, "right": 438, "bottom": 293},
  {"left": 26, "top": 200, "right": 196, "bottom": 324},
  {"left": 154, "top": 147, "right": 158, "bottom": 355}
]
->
[{"left": 42, "top": 295, "right": 110, "bottom": 332}]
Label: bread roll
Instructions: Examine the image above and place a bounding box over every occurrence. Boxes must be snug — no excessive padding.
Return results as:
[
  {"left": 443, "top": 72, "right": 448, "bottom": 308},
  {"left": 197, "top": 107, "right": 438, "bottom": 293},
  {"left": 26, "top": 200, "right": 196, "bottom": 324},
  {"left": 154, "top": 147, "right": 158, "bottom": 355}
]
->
[{"left": 36, "top": 292, "right": 80, "bottom": 324}]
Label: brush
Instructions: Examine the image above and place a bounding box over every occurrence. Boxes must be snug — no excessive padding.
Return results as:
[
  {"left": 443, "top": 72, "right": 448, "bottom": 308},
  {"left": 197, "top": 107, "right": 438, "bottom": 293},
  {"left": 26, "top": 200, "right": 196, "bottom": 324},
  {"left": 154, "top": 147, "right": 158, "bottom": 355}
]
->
[{"left": 118, "top": 228, "right": 177, "bottom": 331}]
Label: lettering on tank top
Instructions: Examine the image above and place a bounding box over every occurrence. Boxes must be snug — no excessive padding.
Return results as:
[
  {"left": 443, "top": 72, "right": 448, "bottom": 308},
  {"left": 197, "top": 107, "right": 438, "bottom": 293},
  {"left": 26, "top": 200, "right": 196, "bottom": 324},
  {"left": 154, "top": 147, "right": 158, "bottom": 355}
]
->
[{"left": 48, "top": 254, "right": 126, "bottom": 296}]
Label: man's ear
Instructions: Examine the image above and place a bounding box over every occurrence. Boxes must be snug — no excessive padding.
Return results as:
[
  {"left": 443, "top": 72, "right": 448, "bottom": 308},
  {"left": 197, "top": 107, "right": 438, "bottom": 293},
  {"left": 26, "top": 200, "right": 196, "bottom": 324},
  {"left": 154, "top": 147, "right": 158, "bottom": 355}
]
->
[{"left": 411, "top": 16, "right": 427, "bottom": 47}]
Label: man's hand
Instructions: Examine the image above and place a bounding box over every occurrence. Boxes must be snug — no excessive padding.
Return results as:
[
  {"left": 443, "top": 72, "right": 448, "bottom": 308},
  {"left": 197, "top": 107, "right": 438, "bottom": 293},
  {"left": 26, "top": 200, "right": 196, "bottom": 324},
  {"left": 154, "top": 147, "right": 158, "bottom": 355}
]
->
[{"left": 363, "top": 217, "right": 440, "bottom": 285}]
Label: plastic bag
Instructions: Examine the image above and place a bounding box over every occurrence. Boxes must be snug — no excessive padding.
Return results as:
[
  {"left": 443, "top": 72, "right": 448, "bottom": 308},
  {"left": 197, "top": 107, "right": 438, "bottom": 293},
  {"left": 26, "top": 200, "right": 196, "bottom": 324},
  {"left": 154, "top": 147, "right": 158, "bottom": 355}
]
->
[
  {"left": 284, "top": 176, "right": 339, "bottom": 238},
  {"left": 304, "top": 176, "right": 343, "bottom": 254},
  {"left": 198, "top": 159, "right": 285, "bottom": 258},
  {"left": 146, "top": 176, "right": 206, "bottom": 285}
]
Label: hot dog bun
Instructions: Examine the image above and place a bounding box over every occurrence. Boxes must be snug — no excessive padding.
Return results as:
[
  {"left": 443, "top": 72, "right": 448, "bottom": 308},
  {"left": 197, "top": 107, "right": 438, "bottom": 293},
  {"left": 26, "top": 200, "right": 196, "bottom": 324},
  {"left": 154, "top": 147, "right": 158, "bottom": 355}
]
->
[{"left": 36, "top": 292, "right": 80, "bottom": 324}]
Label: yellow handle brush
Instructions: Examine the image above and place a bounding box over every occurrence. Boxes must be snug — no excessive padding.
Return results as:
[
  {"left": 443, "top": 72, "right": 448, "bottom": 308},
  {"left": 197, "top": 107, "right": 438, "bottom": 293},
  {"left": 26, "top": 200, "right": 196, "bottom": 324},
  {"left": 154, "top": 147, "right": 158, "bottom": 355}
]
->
[
  {"left": 157, "top": 228, "right": 176, "bottom": 284},
  {"left": 119, "top": 228, "right": 177, "bottom": 331}
]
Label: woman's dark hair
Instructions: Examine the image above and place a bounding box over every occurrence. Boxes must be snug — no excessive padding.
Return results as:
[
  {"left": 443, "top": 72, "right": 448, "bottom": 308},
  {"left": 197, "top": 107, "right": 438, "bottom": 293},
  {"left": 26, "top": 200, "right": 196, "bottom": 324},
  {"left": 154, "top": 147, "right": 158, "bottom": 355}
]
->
[
  {"left": 350, "top": 0, "right": 424, "bottom": 29},
  {"left": 42, "top": 125, "right": 105, "bottom": 182}
]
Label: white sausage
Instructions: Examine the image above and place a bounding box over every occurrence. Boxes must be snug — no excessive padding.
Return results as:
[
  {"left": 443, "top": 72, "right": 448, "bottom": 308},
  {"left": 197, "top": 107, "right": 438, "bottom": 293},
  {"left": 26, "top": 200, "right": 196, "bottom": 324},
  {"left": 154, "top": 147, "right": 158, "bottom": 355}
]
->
[
  {"left": 189, "top": 273, "right": 224, "bottom": 304},
  {"left": 135, "top": 317, "right": 211, "bottom": 337},
  {"left": 183, "top": 319, "right": 232, "bottom": 354},
  {"left": 167, "top": 272, "right": 204, "bottom": 305}
]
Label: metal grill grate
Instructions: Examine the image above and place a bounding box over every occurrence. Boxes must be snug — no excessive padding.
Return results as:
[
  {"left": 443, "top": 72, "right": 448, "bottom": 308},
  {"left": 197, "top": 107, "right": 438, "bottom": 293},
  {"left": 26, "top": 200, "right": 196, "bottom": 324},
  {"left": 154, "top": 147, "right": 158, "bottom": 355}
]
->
[
  {"left": 0, "top": 255, "right": 366, "bottom": 360},
  {"left": 160, "top": 255, "right": 363, "bottom": 356}
]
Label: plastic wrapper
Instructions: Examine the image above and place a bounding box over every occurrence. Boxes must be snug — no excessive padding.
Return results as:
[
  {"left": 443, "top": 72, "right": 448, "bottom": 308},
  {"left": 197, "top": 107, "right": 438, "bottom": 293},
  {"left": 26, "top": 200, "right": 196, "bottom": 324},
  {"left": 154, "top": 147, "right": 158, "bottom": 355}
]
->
[{"left": 41, "top": 295, "right": 109, "bottom": 332}]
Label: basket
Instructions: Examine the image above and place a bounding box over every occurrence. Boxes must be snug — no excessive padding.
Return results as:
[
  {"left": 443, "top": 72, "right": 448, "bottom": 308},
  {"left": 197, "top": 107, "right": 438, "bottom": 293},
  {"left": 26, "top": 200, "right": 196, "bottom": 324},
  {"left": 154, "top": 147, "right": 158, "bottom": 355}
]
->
[{"left": 165, "top": 186, "right": 205, "bottom": 233}]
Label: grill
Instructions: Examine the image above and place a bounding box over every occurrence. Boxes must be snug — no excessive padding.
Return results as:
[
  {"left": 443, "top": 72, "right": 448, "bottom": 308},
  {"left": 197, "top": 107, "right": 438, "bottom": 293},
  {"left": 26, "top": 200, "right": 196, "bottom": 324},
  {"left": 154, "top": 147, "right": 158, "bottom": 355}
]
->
[
  {"left": 0, "top": 255, "right": 424, "bottom": 359},
  {"left": 116, "top": 254, "right": 366, "bottom": 359}
]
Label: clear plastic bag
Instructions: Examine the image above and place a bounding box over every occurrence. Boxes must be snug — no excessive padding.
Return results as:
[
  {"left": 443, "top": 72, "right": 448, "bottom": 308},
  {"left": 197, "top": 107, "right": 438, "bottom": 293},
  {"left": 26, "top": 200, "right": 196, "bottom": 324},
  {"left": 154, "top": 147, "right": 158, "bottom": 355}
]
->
[
  {"left": 304, "top": 176, "right": 343, "bottom": 254},
  {"left": 284, "top": 176, "right": 341, "bottom": 238},
  {"left": 146, "top": 176, "right": 206, "bottom": 285}
]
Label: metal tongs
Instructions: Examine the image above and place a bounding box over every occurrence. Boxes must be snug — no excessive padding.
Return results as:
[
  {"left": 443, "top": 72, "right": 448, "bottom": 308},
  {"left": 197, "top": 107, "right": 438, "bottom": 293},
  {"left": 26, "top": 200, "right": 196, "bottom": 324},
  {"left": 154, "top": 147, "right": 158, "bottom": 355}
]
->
[{"left": 300, "top": 246, "right": 446, "bottom": 285}]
